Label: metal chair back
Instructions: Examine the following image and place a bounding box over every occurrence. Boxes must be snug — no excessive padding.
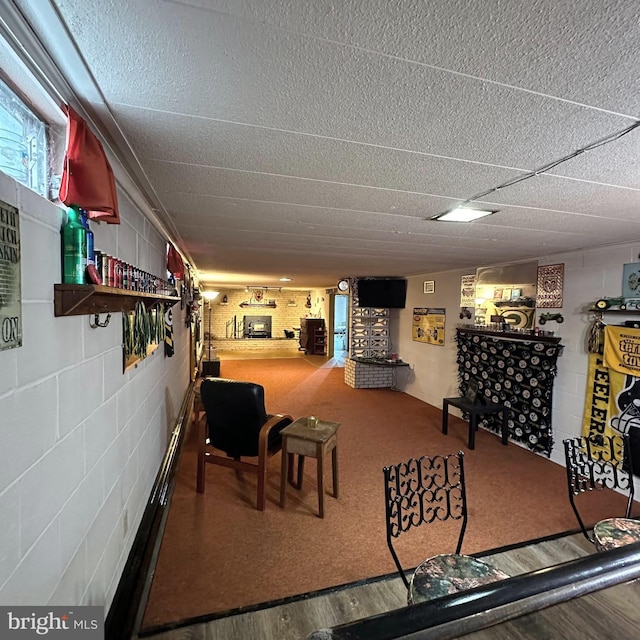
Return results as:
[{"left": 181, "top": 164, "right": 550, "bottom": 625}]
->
[
  {"left": 383, "top": 452, "right": 467, "bottom": 589},
  {"left": 563, "top": 434, "right": 635, "bottom": 542}
]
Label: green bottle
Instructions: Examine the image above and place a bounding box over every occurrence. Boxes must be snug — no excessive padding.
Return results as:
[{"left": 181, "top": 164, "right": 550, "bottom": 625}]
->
[{"left": 62, "top": 205, "right": 87, "bottom": 284}]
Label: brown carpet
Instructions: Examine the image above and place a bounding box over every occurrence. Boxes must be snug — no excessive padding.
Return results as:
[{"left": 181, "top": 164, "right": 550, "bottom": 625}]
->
[{"left": 141, "top": 358, "right": 630, "bottom": 631}]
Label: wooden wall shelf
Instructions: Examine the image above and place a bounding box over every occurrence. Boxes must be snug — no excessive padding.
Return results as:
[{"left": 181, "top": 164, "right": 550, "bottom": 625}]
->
[
  {"left": 54, "top": 284, "right": 179, "bottom": 317},
  {"left": 589, "top": 307, "right": 640, "bottom": 314},
  {"left": 239, "top": 302, "right": 277, "bottom": 308},
  {"left": 456, "top": 326, "right": 562, "bottom": 345}
]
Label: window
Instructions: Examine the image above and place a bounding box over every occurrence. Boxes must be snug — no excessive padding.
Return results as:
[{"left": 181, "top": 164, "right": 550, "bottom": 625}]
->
[{"left": 0, "top": 76, "right": 48, "bottom": 197}]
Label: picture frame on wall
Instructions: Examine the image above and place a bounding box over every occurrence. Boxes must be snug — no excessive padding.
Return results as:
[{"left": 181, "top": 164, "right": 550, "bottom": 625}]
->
[{"left": 424, "top": 280, "right": 435, "bottom": 294}]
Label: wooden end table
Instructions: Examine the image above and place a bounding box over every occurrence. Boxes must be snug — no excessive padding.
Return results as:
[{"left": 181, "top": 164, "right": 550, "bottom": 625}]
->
[{"left": 279, "top": 417, "right": 341, "bottom": 518}]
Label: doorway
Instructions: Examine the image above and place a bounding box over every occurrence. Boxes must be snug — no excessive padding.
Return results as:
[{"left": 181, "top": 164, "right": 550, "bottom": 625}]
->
[{"left": 333, "top": 294, "right": 348, "bottom": 359}]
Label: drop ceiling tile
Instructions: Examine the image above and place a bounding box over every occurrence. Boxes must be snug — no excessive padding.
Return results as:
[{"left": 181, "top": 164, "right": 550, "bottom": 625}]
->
[
  {"left": 112, "top": 104, "right": 524, "bottom": 199},
  {"left": 548, "top": 127, "right": 640, "bottom": 189},
  {"left": 477, "top": 174, "right": 640, "bottom": 218},
  {"left": 149, "top": 161, "right": 461, "bottom": 218},
  {"left": 29, "top": 0, "right": 640, "bottom": 287},
  {"left": 57, "top": 1, "right": 630, "bottom": 170},
  {"left": 200, "top": 0, "right": 640, "bottom": 116}
]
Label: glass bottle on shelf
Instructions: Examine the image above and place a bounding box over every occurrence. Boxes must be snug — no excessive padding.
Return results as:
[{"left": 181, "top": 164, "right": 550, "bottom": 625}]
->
[{"left": 61, "top": 205, "right": 87, "bottom": 284}]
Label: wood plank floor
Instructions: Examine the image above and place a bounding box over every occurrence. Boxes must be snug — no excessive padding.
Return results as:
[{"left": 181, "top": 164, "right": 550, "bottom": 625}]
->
[{"left": 137, "top": 531, "right": 640, "bottom": 640}]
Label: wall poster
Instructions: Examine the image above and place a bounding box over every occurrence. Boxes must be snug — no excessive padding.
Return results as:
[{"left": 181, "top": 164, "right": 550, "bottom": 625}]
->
[
  {"left": 0, "top": 199, "right": 21, "bottom": 350},
  {"left": 460, "top": 274, "right": 476, "bottom": 308},
  {"left": 412, "top": 307, "right": 445, "bottom": 345}
]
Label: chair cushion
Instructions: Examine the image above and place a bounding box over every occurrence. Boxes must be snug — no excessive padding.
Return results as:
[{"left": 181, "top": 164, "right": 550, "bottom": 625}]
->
[
  {"left": 593, "top": 517, "right": 640, "bottom": 552},
  {"left": 409, "top": 553, "right": 509, "bottom": 605}
]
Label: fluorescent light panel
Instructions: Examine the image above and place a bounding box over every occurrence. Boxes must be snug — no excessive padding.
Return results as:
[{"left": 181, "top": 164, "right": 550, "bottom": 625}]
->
[{"left": 436, "top": 207, "right": 497, "bottom": 222}]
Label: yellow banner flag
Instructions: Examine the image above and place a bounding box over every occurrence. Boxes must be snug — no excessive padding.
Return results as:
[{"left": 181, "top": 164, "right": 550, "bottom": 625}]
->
[
  {"left": 582, "top": 350, "right": 640, "bottom": 439},
  {"left": 604, "top": 325, "right": 640, "bottom": 376}
]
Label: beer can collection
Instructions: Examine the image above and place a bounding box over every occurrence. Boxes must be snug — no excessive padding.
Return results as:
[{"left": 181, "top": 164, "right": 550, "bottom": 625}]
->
[{"left": 92, "top": 250, "right": 172, "bottom": 294}]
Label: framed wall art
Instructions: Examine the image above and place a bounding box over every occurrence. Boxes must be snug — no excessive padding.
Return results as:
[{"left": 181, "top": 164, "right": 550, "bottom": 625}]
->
[{"left": 536, "top": 263, "right": 564, "bottom": 308}]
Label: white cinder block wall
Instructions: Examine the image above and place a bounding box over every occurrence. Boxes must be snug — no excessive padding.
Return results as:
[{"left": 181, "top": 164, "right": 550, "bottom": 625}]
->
[
  {"left": 0, "top": 171, "right": 191, "bottom": 610},
  {"left": 393, "top": 241, "right": 640, "bottom": 468},
  {"left": 540, "top": 244, "right": 640, "bottom": 466}
]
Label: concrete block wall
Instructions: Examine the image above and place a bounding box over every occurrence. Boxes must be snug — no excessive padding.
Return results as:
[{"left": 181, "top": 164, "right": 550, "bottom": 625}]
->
[
  {"left": 345, "top": 358, "right": 393, "bottom": 388},
  {"left": 0, "top": 173, "right": 191, "bottom": 611},
  {"left": 394, "top": 241, "right": 640, "bottom": 469},
  {"left": 539, "top": 245, "right": 640, "bottom": 467}
]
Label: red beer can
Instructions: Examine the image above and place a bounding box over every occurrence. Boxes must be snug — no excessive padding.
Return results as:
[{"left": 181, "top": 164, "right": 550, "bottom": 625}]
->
[{"left": 107, "top": 256, "right": 115, "bottom": 287}]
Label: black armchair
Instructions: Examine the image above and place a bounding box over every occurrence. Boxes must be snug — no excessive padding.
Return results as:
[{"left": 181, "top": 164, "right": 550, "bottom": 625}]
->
[{"left": 197, "top": 377, "right": 293, "bottom": 510}]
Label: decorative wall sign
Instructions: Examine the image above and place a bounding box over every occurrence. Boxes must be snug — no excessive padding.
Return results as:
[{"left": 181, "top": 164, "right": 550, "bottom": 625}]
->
[
  {"left": 0, "top": 200, "right": 21, "bottom": 350},
  {"left": 423, "top": 280, "right": 435, "bottom": 294},
  {"left": 622, "top": 262, "right": 640, "bottom": 299},
  {"left": 460, "top": 274, "right": 476, "bottom": 307},
  {"left": 455, "top": 329, "right": 563, "bottom": 456},
  {"left": 412, "top": 308, "right": 445, "bottom": 345},
  {"left": 498, "top": 306, "right": 536, "bottom": 329},
  {"left": 536, "top": 263, "right": 564, "bottom": 308}
]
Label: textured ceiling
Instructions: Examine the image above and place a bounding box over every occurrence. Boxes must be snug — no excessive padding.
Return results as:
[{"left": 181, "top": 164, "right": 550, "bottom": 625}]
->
[{"left": 18, "top": 0, "right": 640, "bottom": 288}]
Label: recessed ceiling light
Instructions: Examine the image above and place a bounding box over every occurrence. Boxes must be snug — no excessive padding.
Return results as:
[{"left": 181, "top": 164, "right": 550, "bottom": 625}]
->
[
  {"left": 434, "top": 207, "right": 498, "bottom": 222},
  {"left": 279, "top": 277, "right": 292, "bottom": 282}
]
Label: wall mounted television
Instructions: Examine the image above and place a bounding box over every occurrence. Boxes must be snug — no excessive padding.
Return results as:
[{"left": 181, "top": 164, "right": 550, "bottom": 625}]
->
[{"left": 356, "top": 278, "right": 407, "bottom": 308}]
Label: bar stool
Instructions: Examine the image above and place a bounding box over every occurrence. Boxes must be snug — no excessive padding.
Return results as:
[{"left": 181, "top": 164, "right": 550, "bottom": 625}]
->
[{"left": 593, "top": 518, "right": 640, "bottom": 552}]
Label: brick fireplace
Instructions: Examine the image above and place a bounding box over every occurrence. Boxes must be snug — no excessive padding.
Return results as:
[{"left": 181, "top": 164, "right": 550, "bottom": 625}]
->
[{"left": 243, "top": 315, "right": 272, "bottom": 338}]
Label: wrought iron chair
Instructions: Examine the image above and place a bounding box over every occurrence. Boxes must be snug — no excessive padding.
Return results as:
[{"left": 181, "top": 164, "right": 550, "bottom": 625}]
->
[
  {"left": 563, "top": 433, "right": 638, "bottom": 548},
  {"left": 383, "top": 451, "right": 509, "bottom": 604},
  {"left": 197, "top": 377, "right": 293, "bottom": 510}
]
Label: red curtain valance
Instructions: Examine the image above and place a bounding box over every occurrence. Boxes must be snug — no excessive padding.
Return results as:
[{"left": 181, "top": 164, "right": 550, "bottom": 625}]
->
[{"left": 59, "top": 105, "right": 120, "bottom": 224}]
